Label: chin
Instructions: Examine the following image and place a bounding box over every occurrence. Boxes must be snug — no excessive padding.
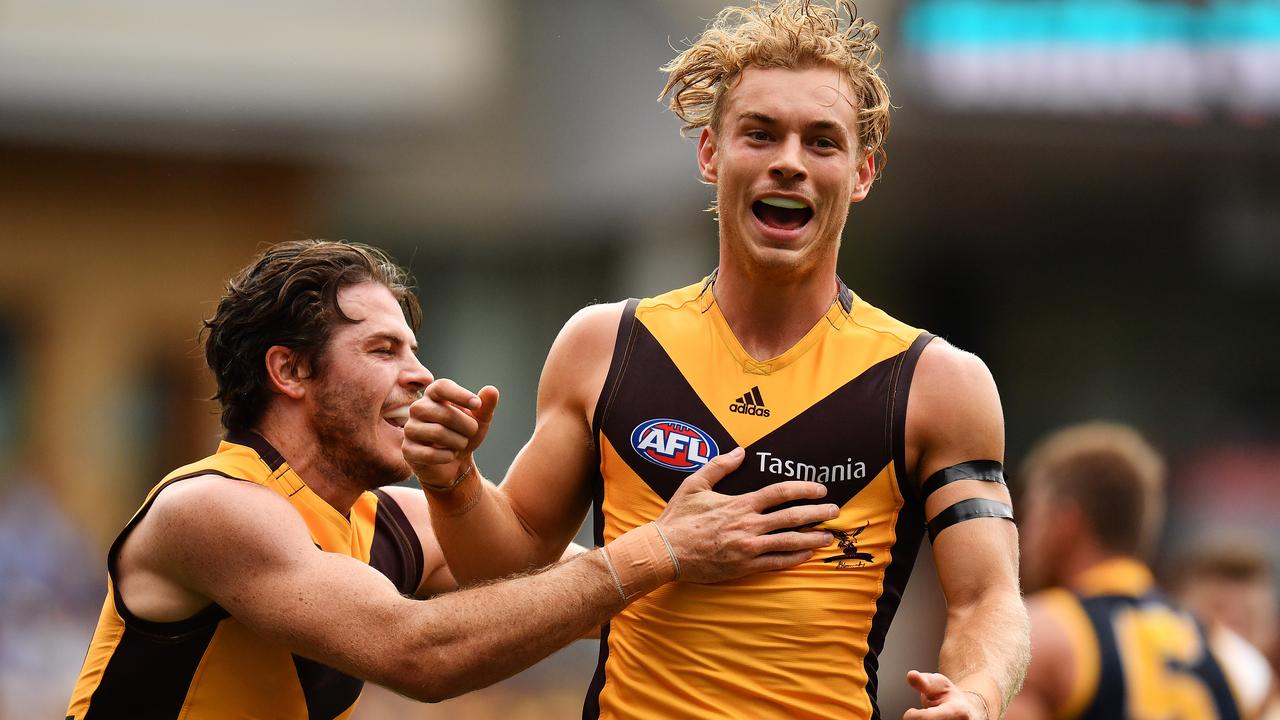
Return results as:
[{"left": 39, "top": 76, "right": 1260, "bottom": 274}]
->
[
  {"left": 354, "top": 442, "right": 414, "bottom": 490},
  {"left": 746, "top": 243, "right": 820, "bottom": 277},
  {"left": 375, "top": 451, "right": 414, "bottom": 486}
]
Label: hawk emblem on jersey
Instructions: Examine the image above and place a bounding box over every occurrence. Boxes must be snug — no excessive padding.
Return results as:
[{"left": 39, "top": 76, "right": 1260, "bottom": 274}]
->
[
  {"left": 823, "top": 522, "right": 873, "bottom": 569},
  {"left": 630, "top": 419, "right": 719, "bottom": 472}
]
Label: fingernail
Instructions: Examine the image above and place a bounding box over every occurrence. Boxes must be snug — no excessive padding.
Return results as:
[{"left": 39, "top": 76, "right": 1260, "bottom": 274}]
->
[
  {"left": 468, "top": 396, "right": 481, "bottom": 409},
  {"left": 730, "top": 447, "right": 744, "bottom": 457}
]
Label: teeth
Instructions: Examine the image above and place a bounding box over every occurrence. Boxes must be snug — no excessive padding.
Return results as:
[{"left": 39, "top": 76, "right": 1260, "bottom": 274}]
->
[
  {"left": 382, "top": 406, "right": 410, "bottom": 421},
  {"left": 760, "top": 197, "right": 807, "bottom": 210}
]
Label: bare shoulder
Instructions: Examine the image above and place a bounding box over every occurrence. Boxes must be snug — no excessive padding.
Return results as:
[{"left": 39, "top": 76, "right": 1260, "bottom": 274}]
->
[
  {"left": 539, "top": 301, "right": 628, "bottom": 413},
  {"left": 906, "top": 339, "right": 1005, "bottom": 479},
  {"left": 912, "top": 339, "right": 1001, "bottom": 420},
  {"left": 551, "top": 302, "right": 627, "bottom": 358},
  {"left": 130, "top": 475, "right": 312, "bottom": 584},
  {"left": 145, "top": 474, "right": 305, "bottom": 540},
  {"left": 118, "top": 474, "right": 313, "bottom": 620}
]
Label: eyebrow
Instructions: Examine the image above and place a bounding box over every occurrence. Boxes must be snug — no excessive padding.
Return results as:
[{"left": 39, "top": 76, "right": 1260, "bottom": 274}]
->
[{"left": 736, "top": 111, "right": 849, "bottom": 137}]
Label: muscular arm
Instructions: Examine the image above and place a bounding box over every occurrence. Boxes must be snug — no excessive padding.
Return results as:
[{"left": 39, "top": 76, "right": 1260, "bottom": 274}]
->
[
  {"left": 128, "top": 475, "right": 636, "bottom": 702},
  {"left": 905, "top": 342, "right": 1031, "bottom": 719},
  {"left": 378, "top": 484, "right": 592, "bottom": 599},
  {"left": 404, "top": 302, "right": 623, "bottom": 584},
  {"left": 120, "top": 449, "right": 833, "bottom": 701}
]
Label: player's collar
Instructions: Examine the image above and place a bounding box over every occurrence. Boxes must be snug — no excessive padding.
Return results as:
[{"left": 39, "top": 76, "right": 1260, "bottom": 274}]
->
[{"left": 1072, "top": 556, "right": 1155, "bottom": 597}]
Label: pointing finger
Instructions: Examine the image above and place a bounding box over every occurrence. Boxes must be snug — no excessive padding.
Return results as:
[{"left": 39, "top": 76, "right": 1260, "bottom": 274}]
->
[{"left": 906, "top": 670, "right": 952, "bottom": 699}]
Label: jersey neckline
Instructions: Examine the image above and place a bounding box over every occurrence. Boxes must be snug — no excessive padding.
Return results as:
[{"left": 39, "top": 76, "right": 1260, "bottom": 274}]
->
[{"left": 695, "top": 270, "right": 855, "bottom": 375}]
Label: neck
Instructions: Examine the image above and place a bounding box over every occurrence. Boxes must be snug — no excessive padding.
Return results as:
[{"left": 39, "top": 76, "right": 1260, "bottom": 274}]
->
[
  {"left": 252, "top": 415, "right": 363, "bottom": 515},
  {"left": 1061, "top": 545, "right": 1135, "bottom": 588},
  {"left": 713, "top": 255, "right": 840, "bottom": 360}
]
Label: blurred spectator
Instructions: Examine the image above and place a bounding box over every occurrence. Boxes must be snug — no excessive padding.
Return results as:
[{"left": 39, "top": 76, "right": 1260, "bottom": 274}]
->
[{"left": 0, "top": 476, "right": 102, "bottom": 719}]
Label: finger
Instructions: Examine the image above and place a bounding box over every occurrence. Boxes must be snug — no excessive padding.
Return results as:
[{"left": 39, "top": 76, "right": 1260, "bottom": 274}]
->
[
  {"left": 401, "top": 442, "right": 460, "bottom": 467},
  {"left": 672, "top": 447, "right": 744, "bottom": 497},
  {"left": 425, "top": 378, "right": 481, "bottom": 409},
  {"left": 471, "top": 385, "right": 500, "bottom": 425},
  {"left": 754, "top": 530, "right": 835, "bottom": 554},
  {"left": 742, "top": 549, "right": 816, "bottom": 573},
  {"left": 903, "top": 703, "right": 963, "bottom": 720},
  {"left": 756, "top": 503, "right": 840, "bottom": 533},
  {"left": 405, "top": 423, "right": 472, "bottom": 452},
  {"left": 406, "top": 402, "right": 480, "bottom": 439},
  {"left": 906, "top": 670, "right": 952, "bottom": 698},
  {"left": 745, "top": 480, "right": 828, "bottom": 512}
]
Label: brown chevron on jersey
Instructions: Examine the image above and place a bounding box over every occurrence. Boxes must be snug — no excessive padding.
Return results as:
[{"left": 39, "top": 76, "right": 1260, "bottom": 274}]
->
[{"left": 599, "top": 321, "right": 899, "bottom": 509}]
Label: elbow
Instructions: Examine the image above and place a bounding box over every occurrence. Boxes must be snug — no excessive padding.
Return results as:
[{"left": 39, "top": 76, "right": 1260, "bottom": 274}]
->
[
  {"left": 379, "top": 646, "right": 458, "bottom": 704},
  {"left": 386, "top": 665, "right": 453, "bottom": 704}
]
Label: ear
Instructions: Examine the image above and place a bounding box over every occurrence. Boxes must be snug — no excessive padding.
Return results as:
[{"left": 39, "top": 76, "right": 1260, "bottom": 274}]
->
[
  {"left": 264, "top": 345, "right": 308, "bottom": 400},
  {"left": 697, "top": 126, "right": 718, "bottom": 183},
  {"left": 849, "top": 150, "right": 876, "bottom": 204}
]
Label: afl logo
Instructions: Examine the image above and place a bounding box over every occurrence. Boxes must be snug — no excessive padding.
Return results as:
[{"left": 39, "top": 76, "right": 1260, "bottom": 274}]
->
[{"left": 630, "top": 419, "right": 719, "bottom": 472}]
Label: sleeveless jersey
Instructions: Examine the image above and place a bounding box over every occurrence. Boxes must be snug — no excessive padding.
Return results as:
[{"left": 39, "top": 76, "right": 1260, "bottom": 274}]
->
[
  {"left": 66, "top": 430, "right": 424, "bottom": 720},
  {"left": 1038, "top": 558, "right": 1246, "bottom": 720},
  {"left": 584, "top": 274, "right": 933, "bottom": 720}
]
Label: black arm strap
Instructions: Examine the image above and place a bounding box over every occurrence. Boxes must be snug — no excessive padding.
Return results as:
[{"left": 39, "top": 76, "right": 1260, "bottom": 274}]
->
[
  {"left": 927, "top": 498, "right": 1014, "bottom": 543},
  {"left": 921, "top": 460, "right": 1006, "bottom": 501}
]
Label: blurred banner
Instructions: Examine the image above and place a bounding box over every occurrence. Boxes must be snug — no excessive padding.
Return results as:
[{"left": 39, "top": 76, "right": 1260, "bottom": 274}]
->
[{"left": 902, "top": 0, "right": 1280, "bottom": 119}]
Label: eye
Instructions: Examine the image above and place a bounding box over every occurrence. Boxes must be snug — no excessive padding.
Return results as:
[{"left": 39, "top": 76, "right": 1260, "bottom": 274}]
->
[
  {"left": 813, "top": 137, "right": 839, "bottom": 150},
  {"left": 746, "top": 129, "right": 771, "bottom": 142},
  {"left": 372, "top": 347, "right": 395, "bottom": 356}
]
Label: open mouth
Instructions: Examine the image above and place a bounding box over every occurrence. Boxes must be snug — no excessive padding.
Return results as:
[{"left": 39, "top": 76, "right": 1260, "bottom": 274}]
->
[
  {"left": 752, "top": 196, "right": 813, "bottom": 232},
  {"left": 382, "top": 406, "right": 409, "bottom": 429}
]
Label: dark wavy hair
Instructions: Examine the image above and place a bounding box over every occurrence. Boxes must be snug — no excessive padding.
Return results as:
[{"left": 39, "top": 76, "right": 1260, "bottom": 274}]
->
[{"left": 202, "top": 240, "right": 422, "bottom": 432}]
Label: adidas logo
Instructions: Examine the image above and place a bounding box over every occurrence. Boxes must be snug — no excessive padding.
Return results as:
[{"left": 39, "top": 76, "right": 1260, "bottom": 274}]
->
[{"left": 729, "top": 386, "right": 771, "bottom": 417}]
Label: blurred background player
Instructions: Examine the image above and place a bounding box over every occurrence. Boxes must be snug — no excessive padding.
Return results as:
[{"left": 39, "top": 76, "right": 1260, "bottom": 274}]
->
[
  {"left": 1010, "top": 421, "right": 1275, "bottom": 720},
  {"left": 403, "top": 2, "right": 1028, "bottom": 718}
]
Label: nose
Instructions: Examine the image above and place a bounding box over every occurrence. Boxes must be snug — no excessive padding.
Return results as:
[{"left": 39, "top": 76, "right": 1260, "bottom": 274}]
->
[
  {"left": 769, "top": 134, "right": 807, "bottom": 183},
  {"left": 403, "top": 353, "right": 434, "bottom": 395}
]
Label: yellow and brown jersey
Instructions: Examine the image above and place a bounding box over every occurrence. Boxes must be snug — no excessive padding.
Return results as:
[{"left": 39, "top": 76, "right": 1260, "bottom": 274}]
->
[
  {"left": 66, "top": 431, "right": 424, "bottom": 720},
  {"left": 584, "top": 274, "right": 933, "bottom": 720},
  {"left": 1037, "top": 558, "right": 1244, "bottom": 720}
]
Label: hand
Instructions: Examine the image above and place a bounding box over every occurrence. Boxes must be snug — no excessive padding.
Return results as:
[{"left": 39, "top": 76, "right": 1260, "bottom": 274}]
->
[
  {"left": 903, "top": 671, "right": 989, "bottom": 720},
  {"left": 402, "top": 379, "right": 499, "bottom": 489},
  {"left": 656, "top": 448, "right": 839, "bottom": 584}
]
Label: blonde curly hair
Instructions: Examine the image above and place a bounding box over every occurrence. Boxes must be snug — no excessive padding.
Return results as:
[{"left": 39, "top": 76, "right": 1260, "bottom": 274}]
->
[{"left": 660, "top": 0, "right": 890, "bottom": 173}]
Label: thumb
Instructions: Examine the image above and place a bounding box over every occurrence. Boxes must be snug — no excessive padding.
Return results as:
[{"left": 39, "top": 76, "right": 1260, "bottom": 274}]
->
[
  {"left": 472, "top": 385, "right": 500, "bottom": 426},
  {"left": 674, "top": 447, "right": 744, "bottom": 497},
  {"left": 906, "top": 670, "right": 951, "bottom": 699}
]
